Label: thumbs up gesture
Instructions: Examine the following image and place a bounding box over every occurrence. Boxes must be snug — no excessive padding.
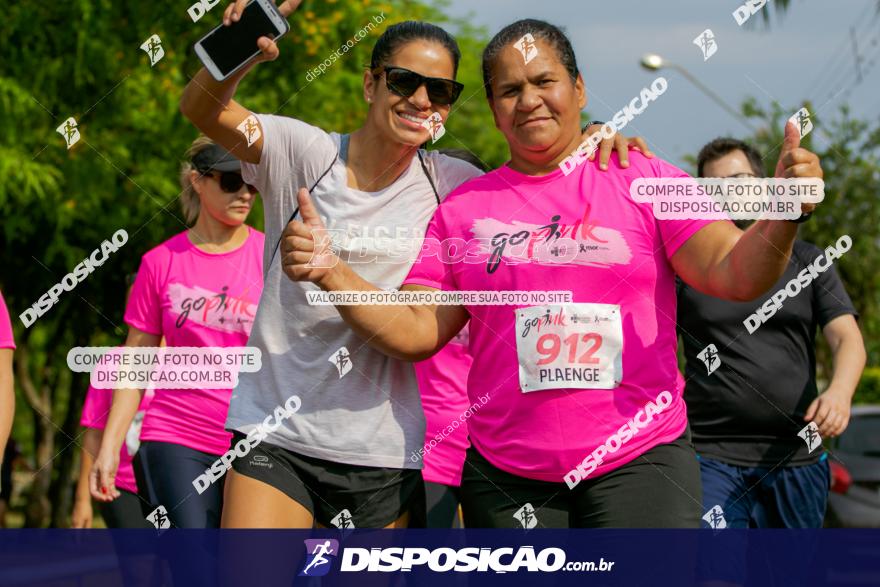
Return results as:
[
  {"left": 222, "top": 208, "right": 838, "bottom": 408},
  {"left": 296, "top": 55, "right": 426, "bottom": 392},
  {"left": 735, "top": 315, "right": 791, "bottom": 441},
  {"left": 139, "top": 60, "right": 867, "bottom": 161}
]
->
[
  {"left": 280, "top": 188, "right": 340, "bottom": 285},
  {"left": 775, "top": 121, "right": 823, "bottom": 215}
]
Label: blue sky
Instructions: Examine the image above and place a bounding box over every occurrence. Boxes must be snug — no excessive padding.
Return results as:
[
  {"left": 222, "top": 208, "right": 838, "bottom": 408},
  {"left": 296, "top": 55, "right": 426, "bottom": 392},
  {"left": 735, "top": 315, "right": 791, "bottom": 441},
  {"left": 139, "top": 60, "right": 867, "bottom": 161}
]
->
[{"left": 443, "top": 0, "right": 879, "bottom": 168}]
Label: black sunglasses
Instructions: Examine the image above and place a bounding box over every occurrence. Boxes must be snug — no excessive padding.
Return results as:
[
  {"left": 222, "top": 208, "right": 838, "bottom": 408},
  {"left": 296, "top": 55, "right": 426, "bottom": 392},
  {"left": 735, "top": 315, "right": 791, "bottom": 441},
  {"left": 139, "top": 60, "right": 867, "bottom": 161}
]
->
[
  {"left": 373, "top": 66, "right": 464, "bottom": 106},
  {"left": 201, "top": 171, "right": 255, "bottom": 194}
]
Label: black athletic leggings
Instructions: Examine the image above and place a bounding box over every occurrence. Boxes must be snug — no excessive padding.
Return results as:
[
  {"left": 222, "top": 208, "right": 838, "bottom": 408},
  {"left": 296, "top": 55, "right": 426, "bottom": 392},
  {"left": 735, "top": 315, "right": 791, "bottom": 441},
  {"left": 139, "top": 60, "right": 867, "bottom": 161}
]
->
[
  {"left": 98, "top": 488, "right": 151, "bottom": 528},
  {"left": 460, "top": 430, "right": 702, "bottom": 528},
  {"left": 133, "top": 440, "right": 224, "bottom": 528},
  {"left": 425, "top": 481, "right": 462, "bottom": 528}
]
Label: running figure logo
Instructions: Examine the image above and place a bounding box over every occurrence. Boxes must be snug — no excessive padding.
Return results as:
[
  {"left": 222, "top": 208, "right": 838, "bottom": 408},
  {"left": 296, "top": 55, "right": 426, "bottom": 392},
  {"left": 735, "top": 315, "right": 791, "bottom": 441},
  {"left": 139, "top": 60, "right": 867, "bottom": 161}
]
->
[
  {"left": 146, "top": 505, "right": 171, "bottom": 529},
  {"left": 692, "top": 29, "right": 717, "bottom": 61},
  {"left": 513, "top": 503, "right": 538, "bottom": 529},
  {"left": 702, "top": 505, "right": 727, "bottom": 529},
  {"left": 516, "top": 33, "right": 538, "bottom": 64},
  {"left": 329, "top": 346, "right": 352, "bottom": 378},
  {"left": 788, "top": 107, "right": 813, "bottom": 139},
  {"left": 330, "top": 509, "right": 356, "bottom": 529},
  {"left": 56, "top": 117, "right": 80, "bottom": 149},
  {"left": 697, "top": 344, "right": 721, "bottom": 376},
  {"left": 299, "top": 539, "right": 340, "bottom": 577},
  {"left": 236, "top": 114, "right": 262, "bottom": 147},
  {"left": 798, "top": 421, "right": 822, "bottom": 453},
  {"left": 139, "top": 34, "right": 165, "bottom": 67},
  {"left": 421, "top": 112, "right": 445, "bottom": 143}
]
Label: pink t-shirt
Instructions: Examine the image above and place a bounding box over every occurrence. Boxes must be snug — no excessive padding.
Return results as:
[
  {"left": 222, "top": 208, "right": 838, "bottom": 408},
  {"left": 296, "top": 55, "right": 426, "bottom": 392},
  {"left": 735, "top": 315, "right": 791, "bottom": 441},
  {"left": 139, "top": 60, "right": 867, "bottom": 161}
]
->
[
  {"left": 415, "top": 324, "right": 472, "bottom": 487},
  {"left": 0, "top": 290, "right": 15, "bottom": 349},
  {"left": 124, "top": 228, "right": 264, "bottom": 456},
  {"left": 403, "top": 153, "right": 714, "bottom": 482},
  {"left": 80, "top": 384, "right": 154, "bottom": 494}
]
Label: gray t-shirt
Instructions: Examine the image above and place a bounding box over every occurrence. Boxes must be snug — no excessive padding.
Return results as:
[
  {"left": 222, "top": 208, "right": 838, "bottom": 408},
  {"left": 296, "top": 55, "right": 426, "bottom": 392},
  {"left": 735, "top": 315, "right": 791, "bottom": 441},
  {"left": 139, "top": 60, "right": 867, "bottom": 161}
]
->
[{"left": 226, "top": 114, "right": 482, "bottom": 469}]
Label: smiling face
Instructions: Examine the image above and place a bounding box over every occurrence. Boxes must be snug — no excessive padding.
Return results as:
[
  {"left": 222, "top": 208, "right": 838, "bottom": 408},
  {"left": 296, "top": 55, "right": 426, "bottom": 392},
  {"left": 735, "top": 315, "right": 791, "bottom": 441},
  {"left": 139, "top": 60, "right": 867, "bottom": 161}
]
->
[
  {"left": 363, "top": 39, "right": 457, "bottom": 147},
  {"left": 191, "top": 170, "right": 256, "bottom": 227},
  {"left": 486, "top": 38, "right": 586, "bottom": 172}
]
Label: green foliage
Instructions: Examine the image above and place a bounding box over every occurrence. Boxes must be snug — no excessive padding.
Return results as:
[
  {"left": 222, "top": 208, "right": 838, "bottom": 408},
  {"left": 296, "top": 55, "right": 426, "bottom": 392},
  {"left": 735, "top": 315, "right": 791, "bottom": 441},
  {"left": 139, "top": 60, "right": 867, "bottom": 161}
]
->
[{"left": 855, "top": 367, "right": 880, "bottom": 405}]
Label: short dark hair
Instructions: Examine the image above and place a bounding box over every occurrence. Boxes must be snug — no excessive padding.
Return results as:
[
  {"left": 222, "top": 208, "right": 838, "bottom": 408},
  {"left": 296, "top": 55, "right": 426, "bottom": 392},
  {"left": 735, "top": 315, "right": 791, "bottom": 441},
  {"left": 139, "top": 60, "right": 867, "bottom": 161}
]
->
[
  {"left": 481, "top": 19, "right": 579, "bottom": 99},
  {"left": 370, "top": 21, "right": 461, "bottom": 77},
  {"left": 697, "top": 137, "right": 764, "bottom": 177}
]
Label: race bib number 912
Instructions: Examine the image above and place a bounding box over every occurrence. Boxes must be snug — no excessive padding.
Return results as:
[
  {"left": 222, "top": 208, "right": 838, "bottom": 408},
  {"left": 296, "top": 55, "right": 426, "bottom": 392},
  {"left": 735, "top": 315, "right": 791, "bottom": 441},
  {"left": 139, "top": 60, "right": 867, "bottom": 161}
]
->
[{"left": 515, "top": 303, "right": 623, "bottom": 393}]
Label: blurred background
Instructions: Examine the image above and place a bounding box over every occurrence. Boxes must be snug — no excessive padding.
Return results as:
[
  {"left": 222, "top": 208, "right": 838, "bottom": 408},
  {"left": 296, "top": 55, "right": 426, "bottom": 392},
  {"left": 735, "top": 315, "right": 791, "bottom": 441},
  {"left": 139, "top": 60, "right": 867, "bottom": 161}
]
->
[{"left": 0, "top": 0, "right": 877, "bottom": 527}]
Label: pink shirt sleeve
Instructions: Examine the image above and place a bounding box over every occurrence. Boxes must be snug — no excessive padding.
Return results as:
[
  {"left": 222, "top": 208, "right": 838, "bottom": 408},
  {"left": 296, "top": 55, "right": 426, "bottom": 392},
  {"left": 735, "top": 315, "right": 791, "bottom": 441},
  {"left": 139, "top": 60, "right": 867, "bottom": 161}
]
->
[
  {"left": 80, "top": 384, "right": 111, "bottom": 429},
  {"left": 0, "top": 291, "right": 14, "bottom": 350},
  {"left": 650, "top": 157, "right": 719, "bottom": 258},
  {"left": 402, "top": 207, "right": 459, "bottom": 291},
  {"left": 124, "top": 254, "right": 163, "bottom": 335}
]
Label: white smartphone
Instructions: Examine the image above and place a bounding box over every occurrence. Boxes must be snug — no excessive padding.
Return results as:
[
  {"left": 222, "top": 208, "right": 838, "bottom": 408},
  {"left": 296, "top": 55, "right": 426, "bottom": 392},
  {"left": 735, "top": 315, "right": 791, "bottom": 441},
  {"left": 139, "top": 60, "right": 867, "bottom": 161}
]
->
[{"left": 194, "top": 0, "right": 289, "bottom": 81}]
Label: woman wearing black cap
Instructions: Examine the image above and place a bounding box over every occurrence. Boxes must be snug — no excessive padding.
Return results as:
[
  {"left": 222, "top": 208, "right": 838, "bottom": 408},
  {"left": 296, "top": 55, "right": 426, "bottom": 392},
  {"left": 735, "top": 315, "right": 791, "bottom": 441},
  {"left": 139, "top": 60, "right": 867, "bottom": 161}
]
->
[{"left": 89, "top": 136, "right": 265, "bottom": 528}]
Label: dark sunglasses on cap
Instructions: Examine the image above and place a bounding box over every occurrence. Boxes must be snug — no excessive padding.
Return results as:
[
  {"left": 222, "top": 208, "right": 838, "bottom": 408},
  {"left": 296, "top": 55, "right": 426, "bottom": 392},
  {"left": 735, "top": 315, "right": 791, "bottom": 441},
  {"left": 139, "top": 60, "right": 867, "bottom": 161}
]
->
[
  {"left": 203, "top": 171, "right": 256, "bottom": 194},
  {"left": 372, "top": 66, "right": 464, "bottom": 106}
]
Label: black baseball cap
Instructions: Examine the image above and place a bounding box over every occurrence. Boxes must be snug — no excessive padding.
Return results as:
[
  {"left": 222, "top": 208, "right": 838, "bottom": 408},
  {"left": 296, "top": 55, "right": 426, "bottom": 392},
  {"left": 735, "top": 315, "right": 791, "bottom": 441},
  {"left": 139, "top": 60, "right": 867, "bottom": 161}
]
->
[{"left": 191, "top": 144, "right": 241, "bottom": 173}]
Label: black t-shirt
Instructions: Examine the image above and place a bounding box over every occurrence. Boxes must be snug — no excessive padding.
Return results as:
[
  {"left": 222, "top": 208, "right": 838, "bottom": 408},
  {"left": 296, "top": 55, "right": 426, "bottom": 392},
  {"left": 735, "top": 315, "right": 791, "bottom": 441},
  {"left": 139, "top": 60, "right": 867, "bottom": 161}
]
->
[{"left": 677, "top": 240, "right": 857, "bottom": 467}]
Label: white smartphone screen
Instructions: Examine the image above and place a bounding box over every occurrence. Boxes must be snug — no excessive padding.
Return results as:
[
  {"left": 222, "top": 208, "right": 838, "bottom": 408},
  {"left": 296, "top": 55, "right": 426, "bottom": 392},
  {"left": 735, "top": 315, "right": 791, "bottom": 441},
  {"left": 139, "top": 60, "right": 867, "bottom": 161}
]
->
[{"left": 198, "top": 1, "right": 283, "bottom": 78}]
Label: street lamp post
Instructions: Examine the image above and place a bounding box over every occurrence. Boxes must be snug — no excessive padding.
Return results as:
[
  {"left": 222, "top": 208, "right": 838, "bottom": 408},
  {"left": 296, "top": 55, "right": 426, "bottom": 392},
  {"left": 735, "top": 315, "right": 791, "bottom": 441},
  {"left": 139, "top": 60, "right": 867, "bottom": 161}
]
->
[{"left": 640, "top": 53, "right": 757, "bottom": 132}]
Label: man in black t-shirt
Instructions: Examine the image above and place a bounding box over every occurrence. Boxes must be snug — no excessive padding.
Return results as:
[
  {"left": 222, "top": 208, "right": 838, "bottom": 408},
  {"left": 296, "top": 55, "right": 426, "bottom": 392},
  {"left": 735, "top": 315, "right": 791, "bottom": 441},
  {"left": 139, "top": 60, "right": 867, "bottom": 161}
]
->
[{"left": 678, "top": 138, "right": 866, "bottom": 530}]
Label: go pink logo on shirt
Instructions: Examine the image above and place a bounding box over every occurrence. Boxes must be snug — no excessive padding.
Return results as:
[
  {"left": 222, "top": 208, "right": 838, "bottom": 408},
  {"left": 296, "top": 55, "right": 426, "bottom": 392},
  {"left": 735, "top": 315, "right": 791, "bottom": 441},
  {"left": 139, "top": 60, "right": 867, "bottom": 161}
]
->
[
  {"left": 472, "top": 204, "right": 632, "bottom": 273},
  {"left": 169, "top": 283, "right": 257, "bottom": 335}
]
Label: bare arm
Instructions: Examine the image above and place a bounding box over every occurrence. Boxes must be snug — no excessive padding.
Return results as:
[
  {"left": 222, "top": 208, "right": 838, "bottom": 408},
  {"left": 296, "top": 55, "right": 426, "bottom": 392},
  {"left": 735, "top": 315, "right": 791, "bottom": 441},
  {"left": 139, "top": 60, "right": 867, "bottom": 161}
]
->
[
  {"left": 0, "top": 349, "right": 13, "bottom": 462},
  {"left": 824, "top": 315, "right": 867, "bottom": 397},
  {"left": 803, "top": 315, "right": 866, "bottom": 437},
  {"left": 101, "top": 328, "right": 158, "bottom": 456},
  {"left": 180, "top": 67, "right": 263, "bottom": 164},
  {"left": 90, "top": 327, "right": 159, "bottom": 500},
  {"left": 280, "top": 188, "right": 468, "bottom": 360},
  {"left": 179, "top": 1, "right": 304, "bottom": 163},
  {"left": 671, "top": 219, "right": 797, "bottom": 302},
  {"left": 672, "top": 122, "right": 823, "bottom": 301},
  {"left": 321, "top": 266, "right": 468, "bottom": 362},
  {"left": 71, "top": 428, "right": 101, "bottom": 528}
]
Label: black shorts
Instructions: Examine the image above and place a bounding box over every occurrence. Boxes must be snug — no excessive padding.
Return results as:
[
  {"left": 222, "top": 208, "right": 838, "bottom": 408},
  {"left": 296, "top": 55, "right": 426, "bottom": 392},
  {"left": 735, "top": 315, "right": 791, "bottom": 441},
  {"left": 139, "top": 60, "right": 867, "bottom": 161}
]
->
[
  {"left": 229, "top": 432, "right": 425, "bottom": 528},
  {"left": 460, "top": 428, "right": 702, "bottom": 528}
]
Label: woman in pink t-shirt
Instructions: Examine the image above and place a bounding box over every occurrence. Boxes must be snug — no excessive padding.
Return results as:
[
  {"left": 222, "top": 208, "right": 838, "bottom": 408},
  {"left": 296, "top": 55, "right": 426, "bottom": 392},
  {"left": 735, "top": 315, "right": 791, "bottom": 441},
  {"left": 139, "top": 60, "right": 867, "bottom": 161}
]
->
[
  {"left": 283, "top": 20, "right": 824, "bottom": 528},
  {"left": 90, "top": 137, "right": 264, "bottom": 528}
]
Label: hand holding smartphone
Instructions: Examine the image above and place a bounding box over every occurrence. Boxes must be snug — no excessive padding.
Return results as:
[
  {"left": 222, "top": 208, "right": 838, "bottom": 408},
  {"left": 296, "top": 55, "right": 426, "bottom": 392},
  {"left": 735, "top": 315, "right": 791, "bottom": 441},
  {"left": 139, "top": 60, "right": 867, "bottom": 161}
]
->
[{"left": 194, "top": 0, "right": 297, "bottom": 81}]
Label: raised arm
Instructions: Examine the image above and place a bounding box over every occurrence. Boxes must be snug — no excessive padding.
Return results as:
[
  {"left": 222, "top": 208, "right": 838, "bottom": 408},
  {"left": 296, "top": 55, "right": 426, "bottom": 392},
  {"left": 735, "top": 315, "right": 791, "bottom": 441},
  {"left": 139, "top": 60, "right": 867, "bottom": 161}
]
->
[
  {"left": 672, "top": 122, "right": 823, "bottom": 301},
  {"left": 179, "top": 0, "right": 304, "bottom": 163},
  {"left": 280, "top": 189, "right": 468, "bottom": 361}
]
